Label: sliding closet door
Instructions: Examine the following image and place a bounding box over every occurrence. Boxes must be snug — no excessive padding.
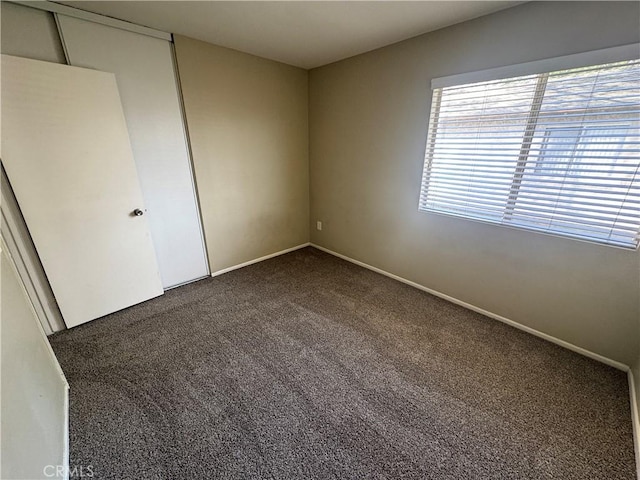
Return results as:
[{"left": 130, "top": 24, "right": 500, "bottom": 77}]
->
[
  {"left": 1, "top": 55, "right": 164, "bottom": 328},
  {"left": 57, "top": 15, "right": 209, "bottom": 289}
]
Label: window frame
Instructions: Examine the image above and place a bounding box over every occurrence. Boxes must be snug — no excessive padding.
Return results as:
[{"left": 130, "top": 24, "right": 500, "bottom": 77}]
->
[{"left": 419, "top": 44, "right": 640, "bottom": 250}]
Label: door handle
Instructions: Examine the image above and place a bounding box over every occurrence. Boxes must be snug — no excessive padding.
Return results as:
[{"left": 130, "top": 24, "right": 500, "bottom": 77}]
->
[{"left": 133, "top": 208, "right": 144, "bottom": 216}]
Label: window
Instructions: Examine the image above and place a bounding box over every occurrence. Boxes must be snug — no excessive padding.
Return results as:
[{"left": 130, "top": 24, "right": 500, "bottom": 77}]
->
[
  {"left": 535, "top": 126, "right": 629, "bottom": 175},
  {"left": 419, "top": 53, "right": 640, "bottom": 248}
]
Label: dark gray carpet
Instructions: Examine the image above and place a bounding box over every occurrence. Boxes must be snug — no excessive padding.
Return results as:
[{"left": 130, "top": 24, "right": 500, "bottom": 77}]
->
[{"left": 49, "top": 247, "right": 636, "bottom": 480}]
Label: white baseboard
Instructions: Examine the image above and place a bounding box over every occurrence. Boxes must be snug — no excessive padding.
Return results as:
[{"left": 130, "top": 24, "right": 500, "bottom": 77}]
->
[
  {"left": 310, "top": 243, "right": 628, "bottom": 372},
  {"left": 63, "top": 382, "right": 70, "bottom": 480},
  {"left": 629, "top": 370, "right": 640, "bottom": 478},
  {"left": 211, "top": 243, "right": 311, "bottom": 277}
]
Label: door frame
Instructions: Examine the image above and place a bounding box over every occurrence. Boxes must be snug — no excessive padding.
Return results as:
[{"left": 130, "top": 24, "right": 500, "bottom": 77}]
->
[{"left": 1, "top": 166, "right": 65, "bottom": 335}]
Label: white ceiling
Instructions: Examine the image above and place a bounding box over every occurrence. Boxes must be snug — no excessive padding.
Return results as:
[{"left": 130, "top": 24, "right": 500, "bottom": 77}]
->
[{"left": 56, "top": 1, "right": 522, "bottom": 69}]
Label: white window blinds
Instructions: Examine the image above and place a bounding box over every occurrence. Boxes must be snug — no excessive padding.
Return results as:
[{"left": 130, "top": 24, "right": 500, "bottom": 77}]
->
[{"left": 419, "top": 56, "right": 640, "bottom": 248}]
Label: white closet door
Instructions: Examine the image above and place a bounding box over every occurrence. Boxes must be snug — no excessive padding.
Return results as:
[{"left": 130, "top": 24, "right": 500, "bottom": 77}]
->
[
  {"left": 57, "top": 15, "right": 209, "bottom": 289},
  {"left": 1, "top": 55, "right": 164, "bottom": 328}
]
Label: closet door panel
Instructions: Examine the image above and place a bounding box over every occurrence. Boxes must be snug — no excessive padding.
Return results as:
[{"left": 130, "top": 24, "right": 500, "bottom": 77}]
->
[
  {"left": 57, "top": 15, "right": 209, "bottom": 288},
  {"left": 1, "top": 55, "right": 164, "bottom": 328}
]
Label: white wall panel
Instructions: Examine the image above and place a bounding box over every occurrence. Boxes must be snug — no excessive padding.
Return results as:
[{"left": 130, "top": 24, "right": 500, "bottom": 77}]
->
[{"left": 1, "top": 241, "right": 68, "bottom": 479}]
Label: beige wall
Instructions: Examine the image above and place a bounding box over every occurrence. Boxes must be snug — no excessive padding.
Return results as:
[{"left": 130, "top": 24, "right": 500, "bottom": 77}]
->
[
  {"left": 1, "top": 244, "right": 68, "bottom": 479},
  {"left": 309, "top": 1, "right": 640, "bottom": 366},
  {"left": 174, "top": 35, "right": 309, "bottom": 272}
]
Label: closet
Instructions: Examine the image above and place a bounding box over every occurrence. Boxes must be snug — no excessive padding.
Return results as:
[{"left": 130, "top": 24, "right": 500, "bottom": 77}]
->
[
  {"left": 1, "top": 3, "right": 209, "bottom": 329},
  {"left": 57, "top": 15, "right": 209, "bottom": 289}
]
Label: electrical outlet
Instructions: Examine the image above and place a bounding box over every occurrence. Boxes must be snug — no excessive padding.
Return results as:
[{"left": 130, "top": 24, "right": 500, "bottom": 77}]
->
[{"left": 316, "top": 221, "right": 322, "bottom": 231}]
